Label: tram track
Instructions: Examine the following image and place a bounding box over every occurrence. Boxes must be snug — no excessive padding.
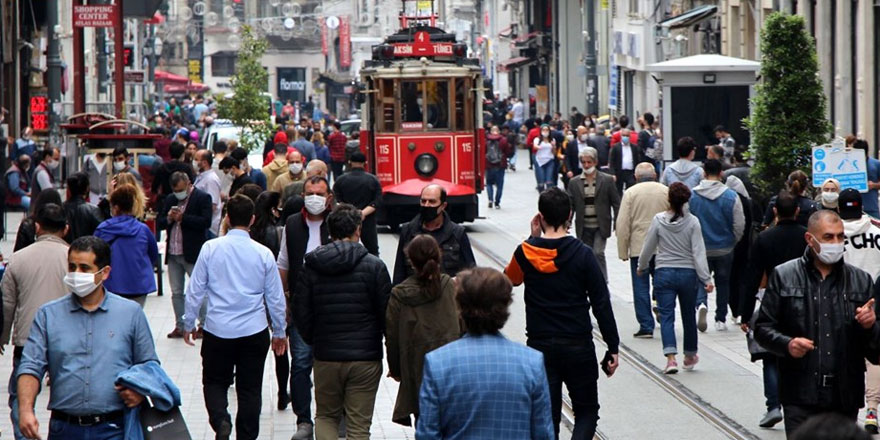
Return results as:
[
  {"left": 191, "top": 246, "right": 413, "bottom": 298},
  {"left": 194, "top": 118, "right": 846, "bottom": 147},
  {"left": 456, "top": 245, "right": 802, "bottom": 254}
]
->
[{"left": 466, "top": 235, "right": 760, "bottom": 440}]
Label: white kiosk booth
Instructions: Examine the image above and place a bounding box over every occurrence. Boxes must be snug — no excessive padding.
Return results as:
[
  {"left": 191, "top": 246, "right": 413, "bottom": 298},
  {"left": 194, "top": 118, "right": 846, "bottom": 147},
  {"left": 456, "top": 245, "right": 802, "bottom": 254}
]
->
[{"left": 646, "top": 54, "right": 760, "bottom": 162}]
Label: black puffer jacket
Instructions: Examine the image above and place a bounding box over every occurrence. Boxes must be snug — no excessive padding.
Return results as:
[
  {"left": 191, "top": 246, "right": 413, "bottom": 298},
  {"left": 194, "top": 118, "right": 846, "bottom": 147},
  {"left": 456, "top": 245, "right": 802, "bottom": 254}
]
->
[
  {"left": 294, "top": 240, "right": 392, "bottom": 362},
  {"left": 755, "top": 249, "right": 880, "bottom": 409}
]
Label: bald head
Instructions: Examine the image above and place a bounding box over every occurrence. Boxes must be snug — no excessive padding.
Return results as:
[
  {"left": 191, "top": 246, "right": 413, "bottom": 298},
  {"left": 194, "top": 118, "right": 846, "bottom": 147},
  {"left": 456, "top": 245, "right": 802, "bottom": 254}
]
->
[
  {"left": 807, "top": 210, "right": 843, "bottom": 234},
  {"left": 305, "top": 159, "right": 327, "bottom": 177},
  {"left": 286, "top": 150, "right": 303, "bottom": 164},
  {"left": 420, "top": 184, "right": 447, "bottom": 206},
  {"left": 576, "top": 126, "right": 587, "bottom": 136},
  {"left": 634, "top": 162, "right": 656, "bottom": 181}
]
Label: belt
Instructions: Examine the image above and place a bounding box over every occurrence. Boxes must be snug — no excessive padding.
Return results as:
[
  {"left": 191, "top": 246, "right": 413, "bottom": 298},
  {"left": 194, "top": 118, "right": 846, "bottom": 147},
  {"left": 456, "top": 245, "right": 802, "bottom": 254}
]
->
[
  {"left": 821, "top": 374, "right": 835, "bottom": 388},
  {"left": 51, "top": 410, "right": 124, "bottom": 426},
  {"left": 529, "top": 337, "right": 592, "bottom": 346}
]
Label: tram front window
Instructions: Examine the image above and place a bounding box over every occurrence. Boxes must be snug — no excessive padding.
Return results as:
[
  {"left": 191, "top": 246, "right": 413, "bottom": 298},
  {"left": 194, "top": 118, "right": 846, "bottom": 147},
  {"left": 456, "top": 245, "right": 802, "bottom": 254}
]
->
[
  {"left": 424, "top": 80, "right": 448, "bottom": 129},
  {"left": 399, "top": 79, "right": 449, "bottom": 130},
  {"left": 401, "top": 81, "right": 423, "bottom": 126}
]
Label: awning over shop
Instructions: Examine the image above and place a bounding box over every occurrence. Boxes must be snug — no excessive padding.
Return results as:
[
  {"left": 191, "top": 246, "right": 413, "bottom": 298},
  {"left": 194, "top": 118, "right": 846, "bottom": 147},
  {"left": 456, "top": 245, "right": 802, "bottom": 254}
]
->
[
  {"left": 163, "top": 82, "right": 210, "bottom": 95},
  {"left": 498, "top": 56, "right": 535, "bottom": 72},
  {"left": 513, "top": 31, "right": 541, "bottom": 47},
  {"left": 154, "top": 70, "right": 189, "bottom": 84},
  {"left": 658, "top": 5, "right": 717, "bottom": 29}
]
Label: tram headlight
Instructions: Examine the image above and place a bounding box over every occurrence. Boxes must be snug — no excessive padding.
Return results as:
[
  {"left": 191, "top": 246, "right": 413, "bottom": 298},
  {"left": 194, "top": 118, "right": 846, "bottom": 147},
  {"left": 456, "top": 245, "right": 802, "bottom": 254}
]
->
[{"left": 415, "top": 153, "right": 438, "bottom": 177}]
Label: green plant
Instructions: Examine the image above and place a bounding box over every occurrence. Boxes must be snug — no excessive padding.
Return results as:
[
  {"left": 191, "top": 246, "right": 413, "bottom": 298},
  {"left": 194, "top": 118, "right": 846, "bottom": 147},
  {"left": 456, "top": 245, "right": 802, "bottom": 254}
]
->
[
  {"left": 746, "top": 12, "right": 831, "bottom": 196},
  {"left": 215, "top": 25, "right": 272, "bottom": 152}
]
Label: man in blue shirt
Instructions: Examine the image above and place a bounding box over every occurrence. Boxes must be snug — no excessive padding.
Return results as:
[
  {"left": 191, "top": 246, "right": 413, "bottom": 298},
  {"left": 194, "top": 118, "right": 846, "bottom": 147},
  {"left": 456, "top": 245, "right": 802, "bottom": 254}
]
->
[
  {"left": 17, "top": 236, "right": 158, "bottom": 440},
  {"left": 184, "top": 194, "right": 288, "bottom": 440},
  {"left": 291, "top": 129, "right": 316, "bottom": 162},
  {"left": 854, "top": 139, "right": 880, "bottom": 218},
  {"left": 417, "top": 267, "right": 554, "bottom": 439}
]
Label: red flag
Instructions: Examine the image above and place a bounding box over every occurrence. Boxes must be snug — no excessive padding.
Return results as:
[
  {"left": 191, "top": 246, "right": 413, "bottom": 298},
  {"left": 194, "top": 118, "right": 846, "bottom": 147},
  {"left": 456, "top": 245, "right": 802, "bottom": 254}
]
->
[{"left": 321, "top": 18, "right": 328, "bottom": 56}]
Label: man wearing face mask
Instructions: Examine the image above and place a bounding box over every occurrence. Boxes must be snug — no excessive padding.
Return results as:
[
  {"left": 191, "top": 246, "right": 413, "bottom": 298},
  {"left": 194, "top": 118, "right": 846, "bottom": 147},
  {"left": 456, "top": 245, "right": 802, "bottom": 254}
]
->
[
  {"left": 31, "top": 147, "right": 60, "bottom": 194},
  {"left": 1, "top": 204, "right": 69, "bottom": 440},
  {"left": 565, "top": 126, "right": 590, "bottom": 178},
  {"left": 230, "top": 147, "right": 267, "bottom": 190},
  {"left": 276, "top": 176, "right": 334, "bottom": 440},
  {"left": 282, "top": 159, "right": 328, "bottom": 205},
  {"left": 609, "top": 128, "right": 642, "bottom": 195},
  {"left": 272, "top": 150, "right": 306, "bottom": 194},
  {"left": 567, "top": 147, "right": 620, "bottom": 279},
  {"left": 110, "top": 147, "right": 142, "bottom": 183},
  {"left": 392, "top": 184, "right": 476, "bottom": 285},
  {"left": 755, "top": 210, "right": 880, "bottom": 436},
  {"left": 218, "top": 156, "right": 253, "bottom": 198},
  {"left": 158, "top": 172, "right": 212, "bottom": 339},
  {"left": 193, "top": 149, "right": 223, "bottom": 236},
  {"left": 16, "top": 236, "right": 159, "bottom": 440}
]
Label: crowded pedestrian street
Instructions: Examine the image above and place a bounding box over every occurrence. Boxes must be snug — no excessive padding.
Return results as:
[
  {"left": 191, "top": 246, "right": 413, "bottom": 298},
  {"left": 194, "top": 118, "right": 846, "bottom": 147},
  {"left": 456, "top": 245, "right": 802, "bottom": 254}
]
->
[{"left": 0, "top": 148, "right": 802, "bottom": 439}]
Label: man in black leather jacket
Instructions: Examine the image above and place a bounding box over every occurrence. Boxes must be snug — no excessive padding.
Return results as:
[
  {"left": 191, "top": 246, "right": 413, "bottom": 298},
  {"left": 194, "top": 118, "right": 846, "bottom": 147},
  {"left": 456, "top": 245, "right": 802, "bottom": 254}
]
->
[{"left": 755, "top": 210, "right": 880, "bottom": 436}]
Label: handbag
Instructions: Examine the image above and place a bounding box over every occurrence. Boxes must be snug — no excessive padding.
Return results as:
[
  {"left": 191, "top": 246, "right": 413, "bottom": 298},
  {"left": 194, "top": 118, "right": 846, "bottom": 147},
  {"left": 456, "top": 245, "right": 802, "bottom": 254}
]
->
[
  {"left": 140, "top": 405, "right": 192, "bottom": 440},
  {"left": 746, "top": 290, "right": 770, "bottom": 356}
]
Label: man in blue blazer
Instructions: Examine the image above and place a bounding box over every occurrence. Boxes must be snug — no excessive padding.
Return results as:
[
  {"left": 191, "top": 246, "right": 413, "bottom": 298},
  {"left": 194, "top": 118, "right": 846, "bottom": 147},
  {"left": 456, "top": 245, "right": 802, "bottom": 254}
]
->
[{"left": 416, "top": 267, "right": 554, "bottom": 440}]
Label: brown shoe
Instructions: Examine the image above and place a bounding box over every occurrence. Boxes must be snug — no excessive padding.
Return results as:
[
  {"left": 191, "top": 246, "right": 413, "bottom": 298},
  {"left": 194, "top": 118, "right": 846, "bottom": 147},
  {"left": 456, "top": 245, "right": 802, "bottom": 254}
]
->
[
  {"left": 195, "top": 327, "right": 204, "bottom": 340},
  {"left": 166, "top": 328, "right": 185, "bottom": 339}
]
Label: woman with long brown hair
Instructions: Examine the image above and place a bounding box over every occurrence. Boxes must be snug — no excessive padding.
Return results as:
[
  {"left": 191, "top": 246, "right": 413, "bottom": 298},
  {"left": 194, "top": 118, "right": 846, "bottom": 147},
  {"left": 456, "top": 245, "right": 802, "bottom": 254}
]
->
[{"left": 385, "top": 234, "right": 460, "bottom": 427}]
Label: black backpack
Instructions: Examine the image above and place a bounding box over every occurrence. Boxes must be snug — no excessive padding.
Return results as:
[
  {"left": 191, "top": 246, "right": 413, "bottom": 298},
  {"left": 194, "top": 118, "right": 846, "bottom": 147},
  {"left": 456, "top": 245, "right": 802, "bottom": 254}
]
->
[{"left": 486, "top": 138, "right": 503, "bottom": 165}]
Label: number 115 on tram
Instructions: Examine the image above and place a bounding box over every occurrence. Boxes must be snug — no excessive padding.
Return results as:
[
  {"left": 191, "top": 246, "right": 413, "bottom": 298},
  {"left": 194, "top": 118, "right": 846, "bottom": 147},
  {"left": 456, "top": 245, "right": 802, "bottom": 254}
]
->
[{"left": 356, "top": 27, "right": 485, "bottom": 230}]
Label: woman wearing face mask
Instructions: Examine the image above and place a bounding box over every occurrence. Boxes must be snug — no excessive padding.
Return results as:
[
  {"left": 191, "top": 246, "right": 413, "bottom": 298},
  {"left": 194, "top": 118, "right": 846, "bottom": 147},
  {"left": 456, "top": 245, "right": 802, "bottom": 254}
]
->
[
  {"left": 532, "top": 124, "right": 556, "bottom": 191},
  {"left": 94, "top": 184, "right": 160, "bottom": 307},
  {"left": 817, "top": 178, "right": 841, "bottom": 211}
]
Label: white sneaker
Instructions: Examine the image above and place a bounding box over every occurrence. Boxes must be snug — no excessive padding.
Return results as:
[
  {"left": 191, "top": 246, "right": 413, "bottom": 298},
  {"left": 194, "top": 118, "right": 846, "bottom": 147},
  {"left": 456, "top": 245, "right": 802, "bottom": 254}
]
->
[
  {"left": 715, "top": 321, "right": 728, "bottom": 331},
  {"left": 697, "top": 304, "right": 708, "bottom": 333}
]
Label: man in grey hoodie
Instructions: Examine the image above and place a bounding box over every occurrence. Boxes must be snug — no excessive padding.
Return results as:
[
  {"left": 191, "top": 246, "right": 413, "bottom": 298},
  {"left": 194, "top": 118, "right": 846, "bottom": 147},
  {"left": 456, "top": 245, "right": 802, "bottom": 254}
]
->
[
  {"left": 688, "top": 159, "right": 744, "bottom": 332},
  {"left": 660, "top": 137, "right": 704, "bottom": 189}
]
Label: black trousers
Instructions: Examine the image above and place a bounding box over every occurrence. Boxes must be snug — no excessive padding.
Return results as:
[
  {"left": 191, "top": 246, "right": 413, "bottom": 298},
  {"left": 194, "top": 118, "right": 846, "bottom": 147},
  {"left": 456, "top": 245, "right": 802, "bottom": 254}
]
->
[
  {"left": 361, "top": 215, "right": 379, "bottom": 256},
  {"left": 782, "top": 403, "right": 858, "bottom": 437},
  {"left": 528, "top": 338, "right": 599, "bottom": 440},
  {"left": 615, "top": 169, "right": 636, "bottom": 195},
  {"left": 201, "top": 328, "right": 270, "bottom": 440}
]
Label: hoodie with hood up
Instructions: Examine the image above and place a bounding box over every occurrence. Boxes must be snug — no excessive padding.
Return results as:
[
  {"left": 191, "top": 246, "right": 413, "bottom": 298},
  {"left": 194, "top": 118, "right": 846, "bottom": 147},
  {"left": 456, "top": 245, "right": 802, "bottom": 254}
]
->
[
  {"left": 95, "top": 215, "right": 160, "bottom": 296},
  {"left": 689, "top": 179, "right": 745, "bottom": 256},
  {"left": 505, "top": 236, "right": 619, "bottom": 353},
  {"left": 294, "top": 240, "right": 391, "bottom": 362},
  {"left": 262, "top": 156, "right": 289, "bottom": 190},
  {"left": 638, "top": 211, "right": 712, "bottom": 284},
  {"left": 843, "top": 214, "right": 880, "bottom": 278},
  {"left": 660, "top": 159, "right": 705, "bottom": 189}
]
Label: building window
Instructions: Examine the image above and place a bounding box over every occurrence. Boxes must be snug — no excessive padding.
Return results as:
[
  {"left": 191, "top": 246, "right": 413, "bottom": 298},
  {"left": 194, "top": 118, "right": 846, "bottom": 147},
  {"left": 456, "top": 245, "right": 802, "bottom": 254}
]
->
[
  {"left": 629, "top": 0, "right": 639, "bottom": 16},
  {"left": 211, "top": 53, "right": 236, "bottom": 77}
]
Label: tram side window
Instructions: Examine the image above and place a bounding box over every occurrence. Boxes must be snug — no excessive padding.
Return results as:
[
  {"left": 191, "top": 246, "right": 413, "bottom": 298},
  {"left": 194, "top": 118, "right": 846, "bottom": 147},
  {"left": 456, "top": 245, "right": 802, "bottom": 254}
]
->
[
  {"left": 453, "top": 78, "right": 473, "bottom": 131},
  {"left": 378, "top": 79, "right": 396, "bottom": 132}
]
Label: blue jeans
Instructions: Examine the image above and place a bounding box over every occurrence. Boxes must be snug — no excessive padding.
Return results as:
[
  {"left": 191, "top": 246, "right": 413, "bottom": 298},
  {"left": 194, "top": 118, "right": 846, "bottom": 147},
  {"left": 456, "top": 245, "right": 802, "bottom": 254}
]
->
[
  {"left": 9, "top": 347, "right": 38, "bottom": 440},
  {"left": 486, "top": 168, "right": 505, "bottom": 205},
  {"left": 630, "top": 258, "right": 654, "bottom": 333},
  {"left": 654, "top": 268, "right": 699, "bottom": 356},
  {"left": 534, "top": 161, "right": 555, "bottom": 190},
  {"left": 763, "top": 356, "right": 780, "bottom": 411},
  {"left": 47, "top": 417, "right": 124, "bottom": 440},
  {"left": 288, "top": 325, "right": 314, "bottom": 425},
  {"left": 696, "top": 252, "right": 734, "bottom": 323}
]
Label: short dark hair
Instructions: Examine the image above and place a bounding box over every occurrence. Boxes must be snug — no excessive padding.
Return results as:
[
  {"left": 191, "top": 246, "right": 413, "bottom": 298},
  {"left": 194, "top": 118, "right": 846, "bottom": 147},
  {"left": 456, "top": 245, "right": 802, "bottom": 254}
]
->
[
  {"left": 709, "top": 145, "right": 725, "bottom": 160},
  {"left": 853, "top": 139, "right": 870, "bottom": 154},
  {"left": 109, "top": 184, "right": 138, "bottom": 214},
  {"left": 111, "top": 146, "right": 129, "bottom": 158},
  {"left": 644, "top": 112, "right": 654, "bottom": 126},
  {"left": 538, "top": 187, "right": 571, "bottom": 229},
  {"left": 213, "top": 140, "right": 228, "bottom": 154},
  {"left": 229, "top": 147, "right": 249, "bottom": 162},
  {"left": 274, "top": 143, "right": 288, "bottom": 155},
  {"left": 226, "top": 194, "right": 255, "bottom": 227},
  {"left": 35, "top": 203, "right": 66, "bottom": 233},
  {"left": 41, "top": 148, "right": 58, "bottom": 162},
  {"left": 67, "top": 172, "right": 90, "bottom": 197},
  {"left": 619, "top": 115, "right": 630, "bottom": 128},
  {"left": 775, "top": 190, "right": 798, "bottom": 219},
  {"left": 455, "top": 267, "right": 512, "bottom": 335},
  {"left": 69, "top": 236, "right": 111, "bottom": 268},
  {"left": 170, "top": 171, "right": 190, "bottom": 187},
  {"left": 219, "top": 156, "right": 240, "bottom": 170},
  {"left": 677, "top": 137, "right": 697, "bottom": 158},
  {"left": 714, "top": 125, "right": 727, "bottom": 133},
  {"left": 703, "top": 159, "right": 723, "bottom": 177},
  {"left": 327, "top": 203, "right": 363, "bottom": 240},
  {"left": 303, "top": 175, "right": 331, "bottom": 195},
  {"left": 169, "top": 142, "right": 185, "bottom": 160},
  {"left": 235, "top": 183, "right": 263, "bottom": 201},
  {"left": 790, "top": 412, "right": 872, "bottom": 440}
]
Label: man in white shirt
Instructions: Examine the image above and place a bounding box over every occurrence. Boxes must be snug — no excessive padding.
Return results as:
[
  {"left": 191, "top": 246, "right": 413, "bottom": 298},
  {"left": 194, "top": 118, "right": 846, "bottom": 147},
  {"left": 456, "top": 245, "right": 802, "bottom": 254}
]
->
[
  {"left": 610, "top": 128, "right": 642, "bottom": 195},
  {"left": 184, "top": 195, "right": 288, "bottom": 440},
  {"left": 193, "top": 150, "right": 223, "bottom": 236}
]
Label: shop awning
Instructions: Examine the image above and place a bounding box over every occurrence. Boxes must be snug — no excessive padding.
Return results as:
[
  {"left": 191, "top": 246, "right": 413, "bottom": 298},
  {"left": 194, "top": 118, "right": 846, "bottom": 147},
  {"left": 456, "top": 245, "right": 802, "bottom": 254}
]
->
[
  {"left": 658, "top": 5, "right": 717, "bottom": 29},
  {"left": 513, "top": 31, "right": 541, "bottom": 47},
  {"left": 163, "top": 82, "right": 210, "bottom": 95},
  {"left": 154, "top": 70, "right": 189, "bottom": 84},
  {"left": 498, "top": 56, "right": 535, "bottom": 72}
]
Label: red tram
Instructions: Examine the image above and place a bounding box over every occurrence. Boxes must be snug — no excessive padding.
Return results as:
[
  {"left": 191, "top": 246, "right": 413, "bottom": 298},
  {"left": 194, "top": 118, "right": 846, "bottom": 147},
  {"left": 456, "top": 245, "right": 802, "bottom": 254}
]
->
[{"left": 357, "top": 5, "right": 484, "bottom": 229}]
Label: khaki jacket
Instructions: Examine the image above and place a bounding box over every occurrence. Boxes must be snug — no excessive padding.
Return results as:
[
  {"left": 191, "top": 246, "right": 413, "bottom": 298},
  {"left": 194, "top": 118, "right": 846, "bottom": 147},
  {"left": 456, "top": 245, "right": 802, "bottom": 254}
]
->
[
  {"left": 1, "top": 235, "right": 69, "bottom": 346},
  {"left": 262, "top": 158, "right": 288, "bottom": 190},
  {"left": 272, "top": 171, "right": 306, "bottom": 194},
  {"left": 616, "top": 180, "right": 669, "bottom": 259}
]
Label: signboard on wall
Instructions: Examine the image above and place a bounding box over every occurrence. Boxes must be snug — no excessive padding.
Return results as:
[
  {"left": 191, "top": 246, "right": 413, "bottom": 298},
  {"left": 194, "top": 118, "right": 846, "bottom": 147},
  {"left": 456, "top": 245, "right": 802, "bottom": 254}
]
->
[
  {"left": 277, "top": 68, "right": 306, "bottom": 104},
  {"left": 339, "top": 16, "right": 351, "bottom": 68},
  {"left": 812, "top": 143, "right": 869, "bottom": 192},
  {"left": 73, "top": 5, "right": 117, "bottom": 28}
]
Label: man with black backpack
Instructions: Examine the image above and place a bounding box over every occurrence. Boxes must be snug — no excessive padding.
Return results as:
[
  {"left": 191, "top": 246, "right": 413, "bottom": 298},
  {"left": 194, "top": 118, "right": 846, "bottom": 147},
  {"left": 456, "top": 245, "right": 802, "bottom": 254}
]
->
[
  {"left": 485, "top": 125, "right": 513, "bottom": 209},
  {"left": 638, "top": 112, "right": 662, "bottom": 173}
]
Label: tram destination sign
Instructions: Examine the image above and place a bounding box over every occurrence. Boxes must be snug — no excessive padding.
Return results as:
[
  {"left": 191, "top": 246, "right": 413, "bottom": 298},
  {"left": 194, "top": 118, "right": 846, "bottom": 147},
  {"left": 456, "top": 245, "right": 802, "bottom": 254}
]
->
[
  {"left": 73, "top": 5, "right": 118, "bottom": 28},
  {"left": 393, "top": 31, "right": 453, "bottom": 57}
]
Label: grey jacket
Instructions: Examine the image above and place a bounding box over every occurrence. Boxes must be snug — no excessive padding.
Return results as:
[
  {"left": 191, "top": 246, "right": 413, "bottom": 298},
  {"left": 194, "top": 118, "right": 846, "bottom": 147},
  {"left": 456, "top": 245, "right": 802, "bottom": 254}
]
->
[
  {"left": 638, "top": 211, "right": 712, "bottom": 284},
  {"left": 567, "top": 171, "right": 620, "bottom": 239}
]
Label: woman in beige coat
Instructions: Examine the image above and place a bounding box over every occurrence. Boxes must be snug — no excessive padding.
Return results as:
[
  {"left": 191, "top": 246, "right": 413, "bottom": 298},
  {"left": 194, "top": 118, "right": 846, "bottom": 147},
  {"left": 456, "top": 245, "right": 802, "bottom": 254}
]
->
[{"left": 385, "top": 235, "right": 460, "bottom": 427}]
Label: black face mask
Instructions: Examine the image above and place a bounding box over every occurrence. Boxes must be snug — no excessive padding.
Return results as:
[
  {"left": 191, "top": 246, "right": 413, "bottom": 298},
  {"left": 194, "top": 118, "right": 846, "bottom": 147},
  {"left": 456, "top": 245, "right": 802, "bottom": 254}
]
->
[{"left": 420, "top": 205, "right": 441, "bottom": 222}]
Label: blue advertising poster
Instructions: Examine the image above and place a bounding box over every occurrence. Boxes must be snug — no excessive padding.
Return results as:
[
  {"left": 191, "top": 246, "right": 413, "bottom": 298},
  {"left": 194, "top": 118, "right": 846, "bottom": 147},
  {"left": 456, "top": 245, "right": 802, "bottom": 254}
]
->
[
  {"left": 609, "top": 56, "right": 618, "bottom": 110},
  {"left": 812, "top": 145, "right": 868, "bottom": 192}
]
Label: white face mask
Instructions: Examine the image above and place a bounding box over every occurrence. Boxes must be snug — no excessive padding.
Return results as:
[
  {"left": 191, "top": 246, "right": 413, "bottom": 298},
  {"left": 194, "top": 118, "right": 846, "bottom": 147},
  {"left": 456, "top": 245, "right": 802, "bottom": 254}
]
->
[
  {"left": 810, "top": 235, "right": 845, "bottom": 265},
  {"left": 583, "top": 166, "right": 596, "bottom": 175},
  {"left": 113, "top": 160, "right": 126, "bottom": 171},
  {"left": 192, "top": 160, "right": 200, "bottom": 170},
  {"left": 46, "top": 159, "right": 59, "bottom": 170},
  {"left": 566, "top": 135, "right": 574, "bottom": 142},
  {"left": 821, "top": 191, "right": 839, "bottom": 204},
  {"left": 174, "top": 190, "right": 188, "bottom": 200},
  {"left": 304, "top": 194, "right": 327, "bottom": 215},
  {"left": 64, "top": 270, "right": 104, "bottom": 298},
  {"left": 579, "top": 134, "right": 588, "bottom": 142},
  {"left": 541, "top": 131, "right": 550, "bottom": 138},
  {"left": 289, "top": 163, "right": 303, "bottom": 175}
]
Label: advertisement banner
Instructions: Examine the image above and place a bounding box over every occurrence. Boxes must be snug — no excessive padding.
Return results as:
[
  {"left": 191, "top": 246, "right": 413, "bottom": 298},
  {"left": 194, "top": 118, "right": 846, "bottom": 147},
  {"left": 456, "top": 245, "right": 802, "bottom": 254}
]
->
[
  {"left": 339, "top": 16, "right": 351, "bottom": 68},
  {"left": 321, "top": 18, "right": 328, "bottom": 56},
  {"left": 812, "top": 142, "right": 869, "bottom": 192}
]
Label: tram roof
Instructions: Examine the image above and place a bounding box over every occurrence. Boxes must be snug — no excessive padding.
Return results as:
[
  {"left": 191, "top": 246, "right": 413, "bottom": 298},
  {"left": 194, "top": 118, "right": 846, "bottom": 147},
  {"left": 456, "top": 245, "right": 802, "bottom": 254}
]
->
[{"left": 361, "top": 60, "right": 482, "bottom": 78}]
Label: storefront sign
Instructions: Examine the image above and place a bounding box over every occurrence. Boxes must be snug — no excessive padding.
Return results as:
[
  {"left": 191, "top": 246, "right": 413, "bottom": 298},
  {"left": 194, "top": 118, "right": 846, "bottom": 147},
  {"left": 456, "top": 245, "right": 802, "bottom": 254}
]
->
[
  {"left": 339, "top": 16, "right": 351, "bottom": 68},
  {"left": 277, "top": 67, "right": 306, "bottom": 104},
  {"left": 73, "top": 5, "right": 117, "bottom": 28}
]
